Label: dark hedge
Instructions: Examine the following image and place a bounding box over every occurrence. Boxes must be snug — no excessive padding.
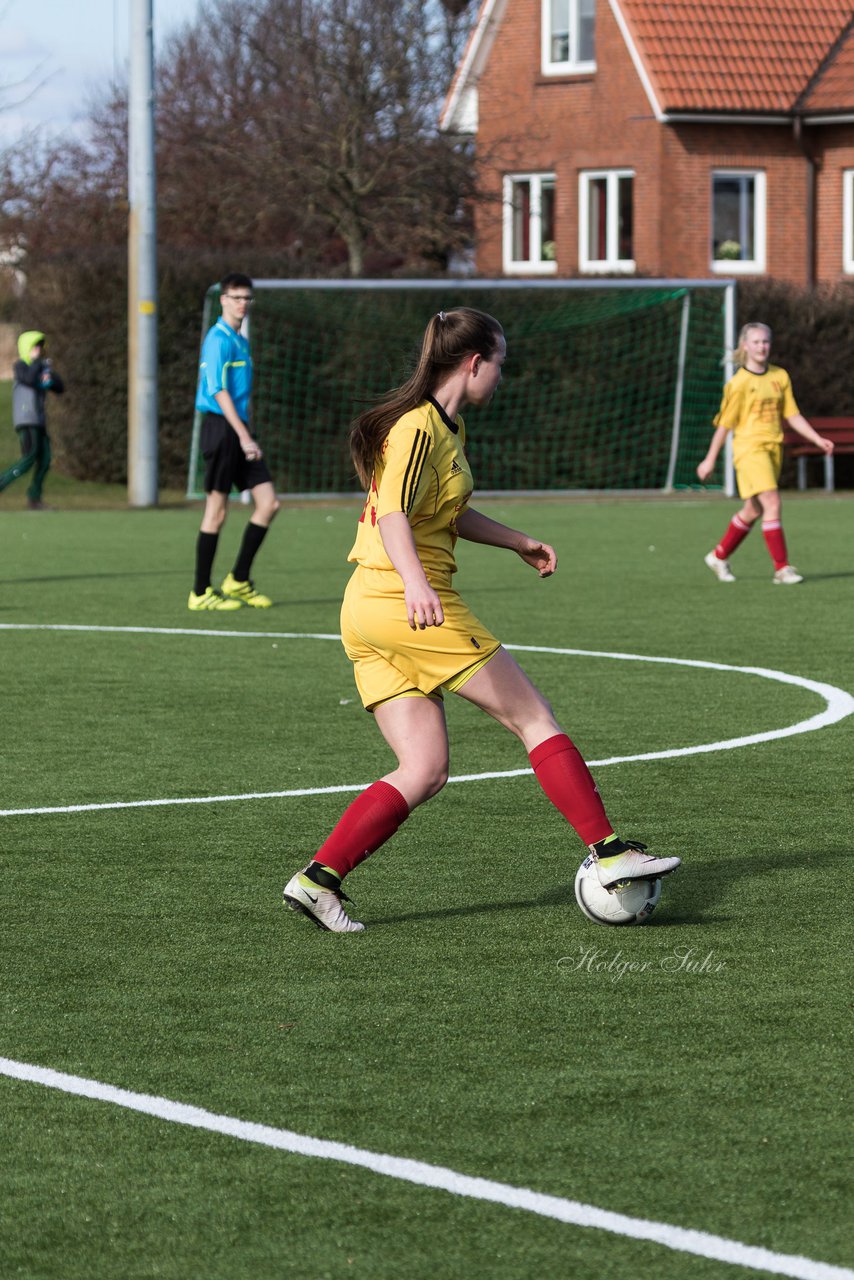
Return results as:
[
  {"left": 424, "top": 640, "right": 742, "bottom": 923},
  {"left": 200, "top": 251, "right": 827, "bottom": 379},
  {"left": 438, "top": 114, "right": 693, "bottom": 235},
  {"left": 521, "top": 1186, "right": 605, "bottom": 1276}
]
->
[{"left": 8, "top": 264, "right": 854, "bottom": 491}]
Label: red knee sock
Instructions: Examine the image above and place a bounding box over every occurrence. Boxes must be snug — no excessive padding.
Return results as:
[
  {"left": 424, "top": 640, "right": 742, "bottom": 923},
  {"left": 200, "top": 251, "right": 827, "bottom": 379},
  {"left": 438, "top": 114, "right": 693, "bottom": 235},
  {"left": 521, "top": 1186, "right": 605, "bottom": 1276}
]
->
[
  {"left": 762, "top": 520, "right": 789, "bottom": 570},
  {"left": 716, "top": 514, "right": 752, "bottom": 560},
  {"left": 528, "top": 733, "right": 612, "bottom": 846},
  {"left": 314, "top": 780, "right": 410, "bottom": 878}
]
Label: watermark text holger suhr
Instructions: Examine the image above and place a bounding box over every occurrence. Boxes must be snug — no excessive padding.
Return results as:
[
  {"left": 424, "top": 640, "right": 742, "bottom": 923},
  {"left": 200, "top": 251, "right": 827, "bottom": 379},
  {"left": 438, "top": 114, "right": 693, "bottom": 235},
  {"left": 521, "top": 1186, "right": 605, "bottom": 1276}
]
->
[{"left": 558, "top": 946, "right": 727, "bottom": 983}]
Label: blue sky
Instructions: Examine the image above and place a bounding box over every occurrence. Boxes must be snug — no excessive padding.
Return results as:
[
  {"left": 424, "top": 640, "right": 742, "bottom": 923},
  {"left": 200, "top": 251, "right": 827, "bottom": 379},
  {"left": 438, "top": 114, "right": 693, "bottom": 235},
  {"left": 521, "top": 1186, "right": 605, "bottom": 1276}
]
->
[{"left": 0, "top": 0, "right": 202, "bottom": 144}]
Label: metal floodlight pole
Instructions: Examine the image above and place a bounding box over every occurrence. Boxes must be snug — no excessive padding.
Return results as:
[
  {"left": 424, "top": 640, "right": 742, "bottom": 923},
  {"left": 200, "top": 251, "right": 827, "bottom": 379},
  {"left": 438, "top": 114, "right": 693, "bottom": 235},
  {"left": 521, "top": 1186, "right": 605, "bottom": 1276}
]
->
[
  {"left": 723, "top": 282, "right": 736, "bottom": 497},
  {"left": 127, "top": 0, "right": 159, "bottom": 506}
]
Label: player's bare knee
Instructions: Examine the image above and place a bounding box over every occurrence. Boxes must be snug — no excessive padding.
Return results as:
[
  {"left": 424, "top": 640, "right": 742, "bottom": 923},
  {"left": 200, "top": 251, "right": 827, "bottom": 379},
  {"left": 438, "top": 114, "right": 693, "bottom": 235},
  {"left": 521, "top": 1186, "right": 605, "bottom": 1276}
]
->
[
  {"left": 417, "top": 761, "right": 449, "bottom": 802},
  {"left": 255, "top": 496, "right": 280, "bottom": 524},
  {"left": 433, "top": 763, "right": 450, "bottom": 796},
  {"left": 515, "top": 698, "right": 557, "bottom": 743},
  {"left": 202, "top": 503, "right": 227, "bottom": 534},
  {"left": 539, "top": 692, "right": 556, "bottom": 722}
]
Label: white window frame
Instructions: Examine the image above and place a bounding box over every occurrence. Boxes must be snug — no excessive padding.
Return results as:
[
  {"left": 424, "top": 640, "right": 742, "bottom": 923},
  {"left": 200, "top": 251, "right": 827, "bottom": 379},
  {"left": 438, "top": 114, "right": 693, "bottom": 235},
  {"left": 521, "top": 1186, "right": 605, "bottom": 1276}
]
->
[
  {"left": 843, "top": 170, "right": 854, "bottom": 274},
  {"left": 578, "top": 169, "right": 635, "bottom": 274},
  {"left": 502, "top": 173, "right": 558, "bottom": 275},
  {"left": 710, "top": 170, "right": 766, "bottom": 275},
  {"left": 541, "top": 0, "right": 596, "bottom": 76}
]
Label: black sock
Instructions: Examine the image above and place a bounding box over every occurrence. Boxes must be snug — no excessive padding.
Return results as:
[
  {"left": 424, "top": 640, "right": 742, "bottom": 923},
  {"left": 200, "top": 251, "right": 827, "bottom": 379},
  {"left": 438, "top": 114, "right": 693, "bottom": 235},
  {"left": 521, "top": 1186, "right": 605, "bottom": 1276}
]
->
[
  {"left": 304, "top": 862, "right": 342, "bottom": 889},
  {"left": 194, "top": 531, "right": 219, "bottom": 595},
  {"left": 233, "top": 522, "right": 268, "bottom": 582},
  {"left": 592, "top": 836, "right": 646, "bottom": 857},
  {"left": 592, "top": 835, "right": 627, "bottom": 857}
]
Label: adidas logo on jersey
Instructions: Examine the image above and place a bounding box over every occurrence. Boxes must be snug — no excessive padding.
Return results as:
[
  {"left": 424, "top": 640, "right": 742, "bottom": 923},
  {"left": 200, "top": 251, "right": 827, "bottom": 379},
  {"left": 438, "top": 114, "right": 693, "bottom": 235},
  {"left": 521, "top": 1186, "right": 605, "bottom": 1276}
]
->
[{"left": 450, "top": 459, "right": 463, "bottom": 476}]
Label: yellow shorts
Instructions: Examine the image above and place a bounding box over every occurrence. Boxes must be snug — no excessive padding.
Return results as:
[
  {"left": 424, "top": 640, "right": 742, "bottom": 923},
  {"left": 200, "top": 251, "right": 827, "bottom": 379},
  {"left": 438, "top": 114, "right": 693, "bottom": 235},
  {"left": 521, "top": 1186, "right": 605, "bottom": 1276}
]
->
[
  {"left": 340, "top": 565, "right": 501, "bottom": 711},
  {"left": 734, "top": 444, "right": 783, "bottom": 499}
]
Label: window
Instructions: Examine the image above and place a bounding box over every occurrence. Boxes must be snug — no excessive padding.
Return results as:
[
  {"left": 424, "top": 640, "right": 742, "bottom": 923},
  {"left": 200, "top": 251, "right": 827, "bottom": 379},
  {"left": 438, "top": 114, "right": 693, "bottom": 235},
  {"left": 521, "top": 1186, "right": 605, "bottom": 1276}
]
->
[
  {"left": 579, "top": 170, "right": 634, "bottom": 272},
  {"left": 503, "top": 174, "right": 557, "bottom": 274},
  {"left": 843, "top": 170, "right": 854, "bottom": 274},
  {"left": 711, "top": 171, "right": 766, "bottom": 274},
  {"left": 542, "top": 0, "right": 595, "bottom": 74}
]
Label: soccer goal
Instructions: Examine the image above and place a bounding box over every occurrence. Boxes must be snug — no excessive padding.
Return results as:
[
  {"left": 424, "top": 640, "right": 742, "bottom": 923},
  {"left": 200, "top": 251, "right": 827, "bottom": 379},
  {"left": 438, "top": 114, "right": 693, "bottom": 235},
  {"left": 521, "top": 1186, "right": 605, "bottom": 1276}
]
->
[{"left": 186, "top": 279, "right": 735, "bottom": 499}]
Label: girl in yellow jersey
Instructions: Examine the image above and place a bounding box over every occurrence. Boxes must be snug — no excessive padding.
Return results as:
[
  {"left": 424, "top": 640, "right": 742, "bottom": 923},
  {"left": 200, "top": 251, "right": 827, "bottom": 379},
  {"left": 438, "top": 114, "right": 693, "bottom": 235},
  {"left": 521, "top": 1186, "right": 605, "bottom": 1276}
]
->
[
  {"left": 697, "top": 322, "right": 834, "bottom": 585},
  {"left": 284, "top": 308, "right": 680, "bottom": 931}
]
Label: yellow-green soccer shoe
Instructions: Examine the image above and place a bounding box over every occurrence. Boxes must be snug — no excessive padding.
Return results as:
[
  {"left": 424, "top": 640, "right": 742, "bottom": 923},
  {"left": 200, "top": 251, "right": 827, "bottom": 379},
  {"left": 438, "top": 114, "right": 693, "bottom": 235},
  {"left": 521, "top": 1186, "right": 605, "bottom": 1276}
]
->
[
  {"left": 188, "top": 588, "right": 242, "bottom": 611},
  {"left": 221, "top": 573, "right": 272, "bottom": 608}
]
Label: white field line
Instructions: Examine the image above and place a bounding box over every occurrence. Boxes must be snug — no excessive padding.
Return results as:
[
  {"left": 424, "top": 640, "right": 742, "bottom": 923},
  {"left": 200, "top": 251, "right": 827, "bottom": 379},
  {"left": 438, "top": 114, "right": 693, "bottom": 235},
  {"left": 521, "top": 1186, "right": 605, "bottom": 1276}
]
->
[
  {"left": 0, "top": 1057, "right": 850, "bottom": 1280},
  {"left": 0, "top": 625, "right": 852, "bottom": 819},
  {"left": 0, "top": 622, "right": 343, "bottom": 640}
]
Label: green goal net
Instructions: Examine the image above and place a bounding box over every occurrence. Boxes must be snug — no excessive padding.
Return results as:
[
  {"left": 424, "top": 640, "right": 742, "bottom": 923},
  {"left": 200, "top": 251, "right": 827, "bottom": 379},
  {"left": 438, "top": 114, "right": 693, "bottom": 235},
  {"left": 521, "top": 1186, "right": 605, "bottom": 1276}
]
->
[{"left": 187, "top": 280, "right": 733, "bottom": 498}]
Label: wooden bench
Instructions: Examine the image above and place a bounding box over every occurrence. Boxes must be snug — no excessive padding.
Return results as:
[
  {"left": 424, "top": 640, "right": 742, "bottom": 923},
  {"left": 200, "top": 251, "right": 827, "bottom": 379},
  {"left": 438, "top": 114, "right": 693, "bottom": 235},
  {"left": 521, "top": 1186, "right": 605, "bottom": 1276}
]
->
[{"left": 783, "top": 417, "right": 854, "bottom": 492}]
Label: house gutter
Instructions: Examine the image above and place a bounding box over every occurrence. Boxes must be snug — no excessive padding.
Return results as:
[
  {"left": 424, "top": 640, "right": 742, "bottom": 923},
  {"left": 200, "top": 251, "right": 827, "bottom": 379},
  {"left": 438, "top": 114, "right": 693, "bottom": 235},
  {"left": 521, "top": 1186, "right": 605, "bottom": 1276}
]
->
[
  {"left": 661, "top": 113, "right": 791, "bottom": 125},
  {"left": 792, "top": 113, "right": 817, "bottom": 289}
]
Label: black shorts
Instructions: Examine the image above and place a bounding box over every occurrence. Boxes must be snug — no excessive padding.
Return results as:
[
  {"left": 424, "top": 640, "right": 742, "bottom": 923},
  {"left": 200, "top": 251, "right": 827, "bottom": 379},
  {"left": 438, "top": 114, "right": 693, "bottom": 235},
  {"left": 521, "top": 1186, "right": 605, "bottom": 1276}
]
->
[{"left": 201, "top": 413, "right": 272, "bottom": 494}]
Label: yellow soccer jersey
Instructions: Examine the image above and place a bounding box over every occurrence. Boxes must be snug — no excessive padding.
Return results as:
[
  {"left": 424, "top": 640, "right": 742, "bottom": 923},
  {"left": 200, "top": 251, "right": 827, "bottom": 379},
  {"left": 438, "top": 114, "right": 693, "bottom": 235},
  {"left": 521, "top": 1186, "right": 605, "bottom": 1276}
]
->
[
  {"left": 348, "top": 396, "right": 473, "bottom": 579},
  {"left": 713, "top": 365, "right": 799, "bottom": 452}
]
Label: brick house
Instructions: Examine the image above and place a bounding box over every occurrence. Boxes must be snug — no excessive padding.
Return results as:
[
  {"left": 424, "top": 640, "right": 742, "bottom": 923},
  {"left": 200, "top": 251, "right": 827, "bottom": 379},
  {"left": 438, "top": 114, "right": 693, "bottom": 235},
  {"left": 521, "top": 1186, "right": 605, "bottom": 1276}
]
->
[{"left": 440, "top": 0, "right": 854, "bottom": 285}]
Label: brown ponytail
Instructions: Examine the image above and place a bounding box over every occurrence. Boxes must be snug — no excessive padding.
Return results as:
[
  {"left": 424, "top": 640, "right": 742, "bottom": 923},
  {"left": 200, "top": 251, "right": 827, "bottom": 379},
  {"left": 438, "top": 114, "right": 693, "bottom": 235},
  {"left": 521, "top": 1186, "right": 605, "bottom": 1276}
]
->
[{"left": 349, "top": 307, "right": 504, "bottom": 488}]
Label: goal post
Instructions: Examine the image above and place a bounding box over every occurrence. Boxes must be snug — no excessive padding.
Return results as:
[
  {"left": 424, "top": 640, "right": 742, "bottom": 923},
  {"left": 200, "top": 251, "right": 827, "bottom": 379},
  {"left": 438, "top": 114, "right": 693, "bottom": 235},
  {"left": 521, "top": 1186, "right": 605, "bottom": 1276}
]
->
[{"left": 186, "top": 278, "right": 735, "bottom": 499}]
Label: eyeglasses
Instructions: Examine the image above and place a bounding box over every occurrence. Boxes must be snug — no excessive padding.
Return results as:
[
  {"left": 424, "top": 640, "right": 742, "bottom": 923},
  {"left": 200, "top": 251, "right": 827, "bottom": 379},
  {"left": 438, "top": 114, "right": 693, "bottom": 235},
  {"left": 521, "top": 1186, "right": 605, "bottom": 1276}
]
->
[{"left": 224, "top": 294, "right": 254, "bottom": 304}]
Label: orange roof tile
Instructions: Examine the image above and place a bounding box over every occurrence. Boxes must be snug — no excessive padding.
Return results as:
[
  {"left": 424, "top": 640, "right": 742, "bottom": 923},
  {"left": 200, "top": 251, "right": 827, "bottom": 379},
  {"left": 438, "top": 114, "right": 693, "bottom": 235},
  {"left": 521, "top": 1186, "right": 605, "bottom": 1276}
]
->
[
  {"left": 800, "top": 19, "right": 854, "bottom": 112},
  {"left": 619, "top": 0, "right": 854, "bottom": 115}
]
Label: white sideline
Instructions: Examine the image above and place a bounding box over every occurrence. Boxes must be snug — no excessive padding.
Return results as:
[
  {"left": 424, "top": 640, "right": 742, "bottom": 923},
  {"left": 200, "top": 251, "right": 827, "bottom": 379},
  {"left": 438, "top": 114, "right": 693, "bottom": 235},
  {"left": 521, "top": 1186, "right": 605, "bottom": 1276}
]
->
[
  {"left": 0, "top": 1056, "right": 850, "bottom": 1280},
  {"left": 0, "top": 626, "right": 852, "bottom": 818}
]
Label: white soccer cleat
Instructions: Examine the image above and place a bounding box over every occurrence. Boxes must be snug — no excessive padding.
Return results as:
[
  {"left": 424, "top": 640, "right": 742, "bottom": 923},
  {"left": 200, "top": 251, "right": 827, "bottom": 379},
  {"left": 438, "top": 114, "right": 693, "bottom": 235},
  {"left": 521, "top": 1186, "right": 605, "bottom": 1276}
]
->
[
  {"left": 590, "top": 840, "right": 681, "bottom": 890},
  {"left": 283, "top": 869, "right": 365, "bottom": 933},
  {"left": 773, "top": 565, "right": 803, "bottom": 585},
  {"left": 704, "top": 550, "right": 736, "bottom": 582}
]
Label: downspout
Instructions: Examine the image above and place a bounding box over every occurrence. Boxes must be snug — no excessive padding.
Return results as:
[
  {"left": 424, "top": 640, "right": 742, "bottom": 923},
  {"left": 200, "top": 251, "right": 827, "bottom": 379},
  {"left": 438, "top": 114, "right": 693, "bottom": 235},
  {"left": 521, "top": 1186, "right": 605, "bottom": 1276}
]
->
[{"left": 793, "top": 113, "right": 817, "bottom": 288}]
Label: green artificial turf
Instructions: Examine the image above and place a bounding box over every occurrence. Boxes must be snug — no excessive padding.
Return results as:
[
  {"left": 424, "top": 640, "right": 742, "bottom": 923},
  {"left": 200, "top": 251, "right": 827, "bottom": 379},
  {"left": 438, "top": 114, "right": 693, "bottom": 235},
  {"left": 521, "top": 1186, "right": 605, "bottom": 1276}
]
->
[{"left": 1, "top": 494, "right": 852, "bottom": 1279}]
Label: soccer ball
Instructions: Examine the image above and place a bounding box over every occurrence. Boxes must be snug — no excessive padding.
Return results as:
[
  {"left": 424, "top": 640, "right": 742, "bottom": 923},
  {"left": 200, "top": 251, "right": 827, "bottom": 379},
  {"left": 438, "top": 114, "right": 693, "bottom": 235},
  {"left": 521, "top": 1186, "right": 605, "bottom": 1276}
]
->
[{"left": 574, "top": 854, "right": 661, "bottom": 926}]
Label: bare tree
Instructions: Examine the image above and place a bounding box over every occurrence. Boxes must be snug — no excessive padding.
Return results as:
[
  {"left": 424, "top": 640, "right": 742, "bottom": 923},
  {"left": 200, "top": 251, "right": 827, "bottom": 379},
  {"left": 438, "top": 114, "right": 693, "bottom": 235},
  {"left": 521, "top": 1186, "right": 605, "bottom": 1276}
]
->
[
  {"left": 0, "top": 0, "right": 486, "bottom": 486},
  {"left": 3, "top": 0, "right": 479, "bottom": 278},
  {"left": 237, "top": 0, "right": 477, "bottom": 276}
]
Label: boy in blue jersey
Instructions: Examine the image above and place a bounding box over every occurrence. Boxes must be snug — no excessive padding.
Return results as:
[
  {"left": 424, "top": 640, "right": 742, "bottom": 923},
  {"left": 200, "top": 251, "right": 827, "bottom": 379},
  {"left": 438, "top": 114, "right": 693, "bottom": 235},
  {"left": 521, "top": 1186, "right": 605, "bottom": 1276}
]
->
[{"left": 189, "top": 272, "right": 280, "bottom": 610}]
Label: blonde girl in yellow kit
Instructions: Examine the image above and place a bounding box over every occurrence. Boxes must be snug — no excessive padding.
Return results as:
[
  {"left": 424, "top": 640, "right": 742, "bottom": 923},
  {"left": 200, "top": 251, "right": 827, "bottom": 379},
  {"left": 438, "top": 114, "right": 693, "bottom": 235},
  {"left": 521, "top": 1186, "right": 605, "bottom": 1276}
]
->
[{"left": 698, "top": 322, "right": 833, "bottom": 585}]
